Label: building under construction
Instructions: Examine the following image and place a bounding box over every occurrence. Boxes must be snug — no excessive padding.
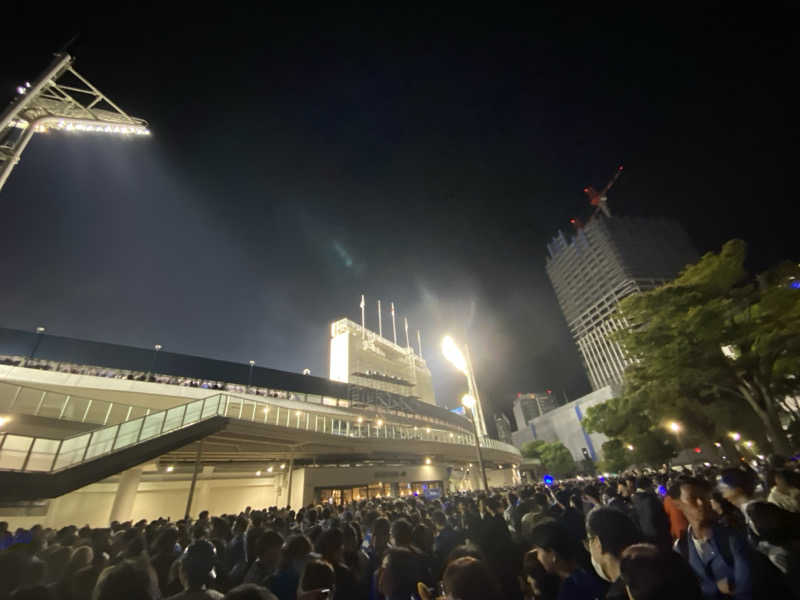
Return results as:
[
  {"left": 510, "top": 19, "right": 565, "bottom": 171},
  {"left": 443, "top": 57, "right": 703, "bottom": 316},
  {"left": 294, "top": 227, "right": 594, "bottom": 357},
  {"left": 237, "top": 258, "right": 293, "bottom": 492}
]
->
[{"left": 546, "top": 168, "right": 696, "bottom": 390}]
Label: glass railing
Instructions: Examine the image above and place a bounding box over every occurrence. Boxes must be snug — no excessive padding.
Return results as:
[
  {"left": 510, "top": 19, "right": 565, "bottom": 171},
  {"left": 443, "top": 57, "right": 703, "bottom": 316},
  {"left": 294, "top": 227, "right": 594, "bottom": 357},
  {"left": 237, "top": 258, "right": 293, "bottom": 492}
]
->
[
  {"left": 0, "top": 380, "right": 151, "bottom": 426},
  {"left": 0, "top": 393, "right": 520, "bottom": 474}
]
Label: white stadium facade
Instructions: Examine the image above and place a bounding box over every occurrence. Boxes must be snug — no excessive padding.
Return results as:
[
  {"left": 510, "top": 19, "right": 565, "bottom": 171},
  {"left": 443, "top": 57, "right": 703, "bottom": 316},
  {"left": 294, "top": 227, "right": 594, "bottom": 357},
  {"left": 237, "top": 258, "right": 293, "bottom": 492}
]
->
[{"left": 0, "top": 325, "right": 520, "bottom": 529}]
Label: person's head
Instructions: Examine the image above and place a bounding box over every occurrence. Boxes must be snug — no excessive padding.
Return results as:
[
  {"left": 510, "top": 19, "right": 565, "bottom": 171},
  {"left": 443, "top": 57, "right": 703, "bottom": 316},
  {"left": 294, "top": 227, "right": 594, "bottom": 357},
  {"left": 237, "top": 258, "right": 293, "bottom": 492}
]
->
[
  {"left": 341, "top": 523, "right": 359, "bottom": 554},
  {"left": 529, "top": 522, "right": 577, "bottom": 576},
  {"left": 444, "top": 544, "right": 484, "bottom": 565},
  {"left": 677, "top": 477, "right": 715, "bottom": 527},
  {"left": 441, "top": 557, "right": 502, "bottom": 600},
  {"left": 93, "top": 558, "right": 159, "bottom": 600},
  {"left": 372, "top": 517, "right": 390, "bottom": 548},
  {"left": 378, "top": 548, "right": 422, "bottom": 600},
  {"left": 233, "top": 516, "right": 248, "bottom": 535},
  {"left": 585, "top": 507, "right": 641, "bottom": 582},
  {"left": 64, "top": 545, "right": 94, "bottom": 579},
  {"left": 717, "top": 468, "right": 757, "bottom": 506},
  {"left": 223, "top": 583, "right": 277, "bottom": 600},
  {"left": 521, "top": 549, "right": 560, "bottom": 600},
  {"left": 532, "top": 492, "right": 548, "bottom": 511},
  {"left": 45, "top": 546, "right": 72, "bottom": 583},
  {"left": 431, "top": 510, "right": 447, "bottom": 532},
  {"left": 256, "top": 531, "right": 284, "bottom": 565},
  {"left": 70, "top": 565, "right": 100, "bottom": 600},
  {"left": 280, "top": 535, "right": 312, "bottom": 573},
  {"left": 198, "top": 510, "right": 209, "bottom": 522},
  {"left": 389, "top": 518, "right": 413, "bottom": 548},
  {"left": 298, "top": 559, "right": 335, "bottom": 596},
  {"left": 179, "top": 539, "right": 216, "bottom": 590},
  {"left": 620, "top": 544, "right": 703, "bottom": 600},
  {"left": 316, "top": 528, "right": 343, "bottom": 564}
]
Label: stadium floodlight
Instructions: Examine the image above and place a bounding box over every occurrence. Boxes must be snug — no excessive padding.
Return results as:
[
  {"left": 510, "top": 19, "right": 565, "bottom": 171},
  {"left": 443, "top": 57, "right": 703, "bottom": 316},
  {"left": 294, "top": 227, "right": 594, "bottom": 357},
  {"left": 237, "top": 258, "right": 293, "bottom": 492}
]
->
[
  {"left": 441, "top": 335, "right": 488, "bottom": 438},
  {"left": 0, "top": 52, "right": 150, "bottom": 193}
]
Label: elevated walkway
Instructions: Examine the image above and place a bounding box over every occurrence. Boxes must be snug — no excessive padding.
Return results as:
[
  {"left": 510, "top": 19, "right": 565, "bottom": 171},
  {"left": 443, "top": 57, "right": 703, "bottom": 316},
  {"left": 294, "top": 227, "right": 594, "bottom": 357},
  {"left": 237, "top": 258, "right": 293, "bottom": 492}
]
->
[{"left": 0, "top": 385, "right": 521, "bottom": 502}]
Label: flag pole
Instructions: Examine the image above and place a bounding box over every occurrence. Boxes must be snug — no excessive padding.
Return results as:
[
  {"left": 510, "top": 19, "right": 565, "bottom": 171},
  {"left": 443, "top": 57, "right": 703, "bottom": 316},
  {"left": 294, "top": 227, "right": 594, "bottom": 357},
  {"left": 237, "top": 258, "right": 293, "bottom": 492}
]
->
[
  {"left": 417, "top": 330, "right": 423, "bottom": 359},
  {"left": 360, "top": 294, "right": 365, "bottom": 341},
  {"left": 391, "top": 302, "right": 397, "bottom": 345},
  {"left": 377, "top": 299, "right": 383, "bottom": 338},
  {"left": 404, "top": 317, "right": 410, "bottom": 350}
]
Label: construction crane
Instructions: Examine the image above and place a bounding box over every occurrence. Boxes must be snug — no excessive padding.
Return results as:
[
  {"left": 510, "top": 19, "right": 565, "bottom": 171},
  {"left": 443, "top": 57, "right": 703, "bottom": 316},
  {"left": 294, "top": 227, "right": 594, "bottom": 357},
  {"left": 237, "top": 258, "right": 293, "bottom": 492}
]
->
[
  {"left": 584, "top": 165, "right": 624, "bottom": 218},
  {"left": 569, "top": 165, "right": 624, "bottom": 231}
]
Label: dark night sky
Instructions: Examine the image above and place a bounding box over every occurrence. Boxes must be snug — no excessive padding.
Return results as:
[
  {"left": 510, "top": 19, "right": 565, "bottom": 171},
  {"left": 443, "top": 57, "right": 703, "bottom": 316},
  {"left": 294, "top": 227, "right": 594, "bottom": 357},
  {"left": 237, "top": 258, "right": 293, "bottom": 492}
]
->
[{"left": 1, "top": 7, "right": 793, "bottom": 422}]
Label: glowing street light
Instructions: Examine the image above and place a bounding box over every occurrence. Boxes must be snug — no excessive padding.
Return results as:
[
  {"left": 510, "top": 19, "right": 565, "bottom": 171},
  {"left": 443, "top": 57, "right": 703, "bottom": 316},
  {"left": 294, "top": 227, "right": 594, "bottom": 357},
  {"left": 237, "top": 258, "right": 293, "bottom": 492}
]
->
[
  {"left": 625, "top": 444, "right": 635, "bottom": 451},
  {"left": 425, "top": 457, "right": 431, "bottom": 465},
  {"left": 462, "top": 394, "right": 489, "bottom": 492},
  {"left": 729, "top": 432, "right": 741, "bottom": 442},
  {"left": 442, "top": 335, "right": 487, "bottom": 437},
  {"left": 668, "top": 421, "right": 682, "bottom": 433},
  {"left": 0, "top": 52, "right": 151, "bottom": 193}
]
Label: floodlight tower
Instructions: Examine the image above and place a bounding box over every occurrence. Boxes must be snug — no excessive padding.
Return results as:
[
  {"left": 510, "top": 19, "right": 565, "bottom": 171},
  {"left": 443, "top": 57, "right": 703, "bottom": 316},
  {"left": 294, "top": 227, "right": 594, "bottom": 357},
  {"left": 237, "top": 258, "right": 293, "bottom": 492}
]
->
[{"left": 0, "top": 52, "right": 150, "bottom": 193}]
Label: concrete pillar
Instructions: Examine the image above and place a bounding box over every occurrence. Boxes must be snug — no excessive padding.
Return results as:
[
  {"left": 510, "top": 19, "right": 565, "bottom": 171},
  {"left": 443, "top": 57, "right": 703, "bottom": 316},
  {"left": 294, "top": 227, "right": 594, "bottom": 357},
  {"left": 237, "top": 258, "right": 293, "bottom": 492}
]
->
[{"left": 109, "top": 466, "right": 143, "bottom": 524}]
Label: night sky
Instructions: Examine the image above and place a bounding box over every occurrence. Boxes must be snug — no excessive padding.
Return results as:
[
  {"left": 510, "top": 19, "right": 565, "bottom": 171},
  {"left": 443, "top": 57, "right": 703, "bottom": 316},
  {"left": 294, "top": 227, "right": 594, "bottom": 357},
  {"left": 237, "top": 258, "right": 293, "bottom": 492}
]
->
[{"left": 1, "top": 8, "right": 792, "bottom": 423}]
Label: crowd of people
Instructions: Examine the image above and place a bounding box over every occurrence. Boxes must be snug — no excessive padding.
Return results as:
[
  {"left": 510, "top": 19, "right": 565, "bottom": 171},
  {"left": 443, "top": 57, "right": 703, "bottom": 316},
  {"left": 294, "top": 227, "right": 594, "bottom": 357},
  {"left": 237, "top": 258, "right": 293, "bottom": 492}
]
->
[{"left": 1, "top": 459, "right": 800, "bottom": 600}]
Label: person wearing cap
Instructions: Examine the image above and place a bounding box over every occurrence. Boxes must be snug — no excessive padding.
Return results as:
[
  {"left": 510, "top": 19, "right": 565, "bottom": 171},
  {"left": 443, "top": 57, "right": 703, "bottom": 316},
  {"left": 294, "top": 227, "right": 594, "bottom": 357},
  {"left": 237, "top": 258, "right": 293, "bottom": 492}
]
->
[{"left": 167, "top": 539, "right": 223, "bottom": 600}]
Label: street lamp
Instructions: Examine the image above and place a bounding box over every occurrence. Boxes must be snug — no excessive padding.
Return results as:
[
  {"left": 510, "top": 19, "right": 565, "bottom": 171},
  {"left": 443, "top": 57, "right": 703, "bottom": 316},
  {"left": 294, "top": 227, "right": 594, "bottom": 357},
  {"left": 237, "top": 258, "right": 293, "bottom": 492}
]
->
[
  {"left": 248, "top": 360, "right": 255, "bottom": 391},
  {"left": 27, "top": 325, "right": 47, "bottom": 364},
  {"left": 442, "top": 335, "right": 487, "bottom": 437},
  {"left": 462, "top": 394, "right": 489, "bottom": 492},
  {"left": 149, "top": 344, "right": 162, "bottom": 381},
  {"left": 668, "top": 421, "right": 682, "bottom": 433}
]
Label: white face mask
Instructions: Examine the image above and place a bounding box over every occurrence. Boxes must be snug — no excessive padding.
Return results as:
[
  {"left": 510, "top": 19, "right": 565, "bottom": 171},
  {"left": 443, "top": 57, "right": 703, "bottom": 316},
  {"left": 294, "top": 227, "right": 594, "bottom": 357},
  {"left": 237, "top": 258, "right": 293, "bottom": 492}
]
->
[{"left": 591, "top": 553, "right": 613, "bottom": 582}]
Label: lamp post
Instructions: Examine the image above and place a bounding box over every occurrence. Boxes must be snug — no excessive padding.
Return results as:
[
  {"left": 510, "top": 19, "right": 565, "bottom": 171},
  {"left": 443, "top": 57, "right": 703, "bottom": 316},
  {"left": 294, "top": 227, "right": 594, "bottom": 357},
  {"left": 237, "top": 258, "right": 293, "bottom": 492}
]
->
[
  {"left": 462, "top": 394, "right": 489, "bottom": 492},
  {"left": 248, "top": 360, "right": 255, "bottom": 392},
  {"left": 26, "top": 325, "right": 46, "bottom": 365},
  {"left": 149, "top": 344, "right": 162, "bottom": 381},
  {"left": 441, "top": 335, "right": 487, "bottom": 437}
]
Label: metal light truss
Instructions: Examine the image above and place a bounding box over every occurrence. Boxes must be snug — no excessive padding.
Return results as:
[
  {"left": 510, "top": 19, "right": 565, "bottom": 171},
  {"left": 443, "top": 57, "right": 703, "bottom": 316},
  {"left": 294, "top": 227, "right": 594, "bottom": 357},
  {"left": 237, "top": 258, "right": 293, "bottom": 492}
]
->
[{"left": 0, "top": 52, "right": 150, "bottom": 192}]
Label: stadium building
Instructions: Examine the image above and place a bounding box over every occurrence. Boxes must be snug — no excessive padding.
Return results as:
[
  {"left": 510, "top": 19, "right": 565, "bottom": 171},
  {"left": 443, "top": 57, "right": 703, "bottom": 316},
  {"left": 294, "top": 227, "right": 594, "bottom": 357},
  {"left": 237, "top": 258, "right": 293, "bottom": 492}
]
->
[{"left": 0, "top": 326, "right": 520, "bottom": 528}]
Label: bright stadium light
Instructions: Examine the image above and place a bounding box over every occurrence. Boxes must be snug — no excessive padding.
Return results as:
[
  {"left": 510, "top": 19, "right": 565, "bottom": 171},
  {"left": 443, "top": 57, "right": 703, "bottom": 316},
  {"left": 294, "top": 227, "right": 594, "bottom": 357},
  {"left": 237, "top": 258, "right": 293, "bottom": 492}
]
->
[
  {"left": 0, "top": 52, "right": 151, "bottom": 193},
  {"left": 0, "top": 416, "right": 11, "bottom": 429},
  {"left": 441, "top": 336, "right": 468, "bottom": 374},
  {"left": 442, "top": 335, "right": 488, "bottom": 438}
]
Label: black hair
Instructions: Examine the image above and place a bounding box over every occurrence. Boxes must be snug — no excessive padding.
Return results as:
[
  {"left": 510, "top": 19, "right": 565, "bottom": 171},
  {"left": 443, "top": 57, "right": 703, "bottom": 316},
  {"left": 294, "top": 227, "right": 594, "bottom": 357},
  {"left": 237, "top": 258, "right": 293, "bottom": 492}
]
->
[
  {"left": 620, "top": 544, "right": 703, "bottom": 600},
  {"left": 389, "top": 518, "right": 413, "bottom": 546},
  {"left": 585, "top": 507, "right": 642, "bottom": 557},
  {"left": 529, "top": 522, "right": 575, "bottom": 561},
  {"left": 718, "top": 468, "right": 757, "bottom": 497}
]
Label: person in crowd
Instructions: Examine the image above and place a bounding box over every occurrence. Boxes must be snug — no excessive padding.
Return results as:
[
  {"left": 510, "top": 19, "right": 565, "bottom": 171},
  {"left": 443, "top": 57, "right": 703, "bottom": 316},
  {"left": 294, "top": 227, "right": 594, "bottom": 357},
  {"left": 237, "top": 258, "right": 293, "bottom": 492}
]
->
[
  {"left": 521, "top": 492, "right": 555, "bottom": 542},
  {"left": 675, "top": 476, "right": 755, "bottom": 599},
  {"left": 376, "top": 548, "right": 422, "bottom": 600},
  {"left": 628, "top": 477, "right": 672, "bottom": 550},
  {"left": 151, "top": 526, "right": 181, "bottom": 595},
  {"left": 768, "top": 469, "right": 800, "bottom": 513},
  {"left": 710, "top": 491, "right": 746, "bottom": 531},
  {"left": 431, "top": 510, "right": 462, "bottom": 577},
  {"left": 585, "top": 507, "right": 642, "bottom": 600},
  {"left": 265, "top": 535, "right": 311, "bottom": 600},
  {"left": 664, "top": 482, "right": 690, "bottom": 541},
  {"left": 619, "top": 543, "right": 703, "bottom": 600},
  {"left": 439, "top": 556, "right": 502, "bottom": 600},
  {"left": 296, "top": 560, "right": 335, "bottom": 600},
  {"left": 244, "top": 532, "right": 283, "bottom": 585},
  {"left": 530, "top": 521, "right": 608, "bottom": 600},
  {"left": 93, "top": 558, "right": 160, "bottom": 600},
  {"left": 223, "top": 584, "right": 277, "bottom": 600},
  {"left": 315, "top": 529, "right": 357, "bottom": 600},
  {"left": 168, "top": 540, "right": 223, "bottom": 600},
  {"left": 519, "top": 548, "right": 560, "bottom": 600}
]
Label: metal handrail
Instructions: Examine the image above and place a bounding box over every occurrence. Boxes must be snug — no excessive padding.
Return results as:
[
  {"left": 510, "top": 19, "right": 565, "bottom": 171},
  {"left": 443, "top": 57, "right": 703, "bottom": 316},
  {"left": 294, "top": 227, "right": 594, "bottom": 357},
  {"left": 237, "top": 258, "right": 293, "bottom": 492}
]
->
[{"left": 0, "top": 392, "right": 520, "bottom": 474}]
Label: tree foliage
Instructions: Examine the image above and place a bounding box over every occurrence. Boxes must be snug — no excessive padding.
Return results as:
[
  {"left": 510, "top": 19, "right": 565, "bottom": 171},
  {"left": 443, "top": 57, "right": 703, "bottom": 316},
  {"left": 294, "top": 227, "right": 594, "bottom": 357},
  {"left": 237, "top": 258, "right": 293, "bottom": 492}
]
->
[
  {"left": 521, "top": 440, "right": 577, "bottom": 478},
  {"left": 585, "top": 240, "right": 800, "bottom": 459}
]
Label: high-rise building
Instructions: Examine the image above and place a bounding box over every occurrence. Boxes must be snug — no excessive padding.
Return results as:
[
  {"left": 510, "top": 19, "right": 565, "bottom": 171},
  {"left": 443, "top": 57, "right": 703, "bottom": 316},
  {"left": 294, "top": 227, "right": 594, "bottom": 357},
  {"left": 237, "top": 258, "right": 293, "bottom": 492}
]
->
[
  {"left": 329, "top": 318, "right": 436, "bottom": 405},
  {"left": 512, "top": 391, "right": 558, "bottom": 431},
  {"left": 546, "top": 215, "right": 696, "bottom": 390},
  {"left": 495, "top": 413, "right": 513, "bottom": 444}
]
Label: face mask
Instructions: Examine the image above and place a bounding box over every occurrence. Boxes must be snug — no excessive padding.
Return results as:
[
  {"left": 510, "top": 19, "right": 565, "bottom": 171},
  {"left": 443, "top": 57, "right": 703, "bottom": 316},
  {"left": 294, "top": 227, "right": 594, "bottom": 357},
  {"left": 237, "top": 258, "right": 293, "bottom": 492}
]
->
[{"left": 591, "top": 554, "right": 613, "bottom": 582}]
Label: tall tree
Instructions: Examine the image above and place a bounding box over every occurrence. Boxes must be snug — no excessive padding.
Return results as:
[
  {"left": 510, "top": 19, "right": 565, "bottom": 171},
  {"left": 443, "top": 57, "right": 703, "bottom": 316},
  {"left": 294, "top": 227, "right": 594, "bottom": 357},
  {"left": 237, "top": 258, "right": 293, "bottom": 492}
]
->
[{"left": 606, "top": 240, "right": 800, "bottom": 455}]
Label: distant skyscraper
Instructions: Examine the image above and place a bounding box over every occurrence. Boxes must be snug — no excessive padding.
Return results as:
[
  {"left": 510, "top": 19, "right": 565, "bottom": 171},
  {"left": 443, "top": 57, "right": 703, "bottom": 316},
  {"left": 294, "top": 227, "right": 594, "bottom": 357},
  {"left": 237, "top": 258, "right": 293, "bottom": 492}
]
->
[
  {"left": 512, "top": 391, "right": 558, "bottom": 431},
  {"left": 495, "top": 413, "right": 513, "bottom": 444},
  {"left": 546, "top": 215, "right": 696, "bottom": 390}
]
